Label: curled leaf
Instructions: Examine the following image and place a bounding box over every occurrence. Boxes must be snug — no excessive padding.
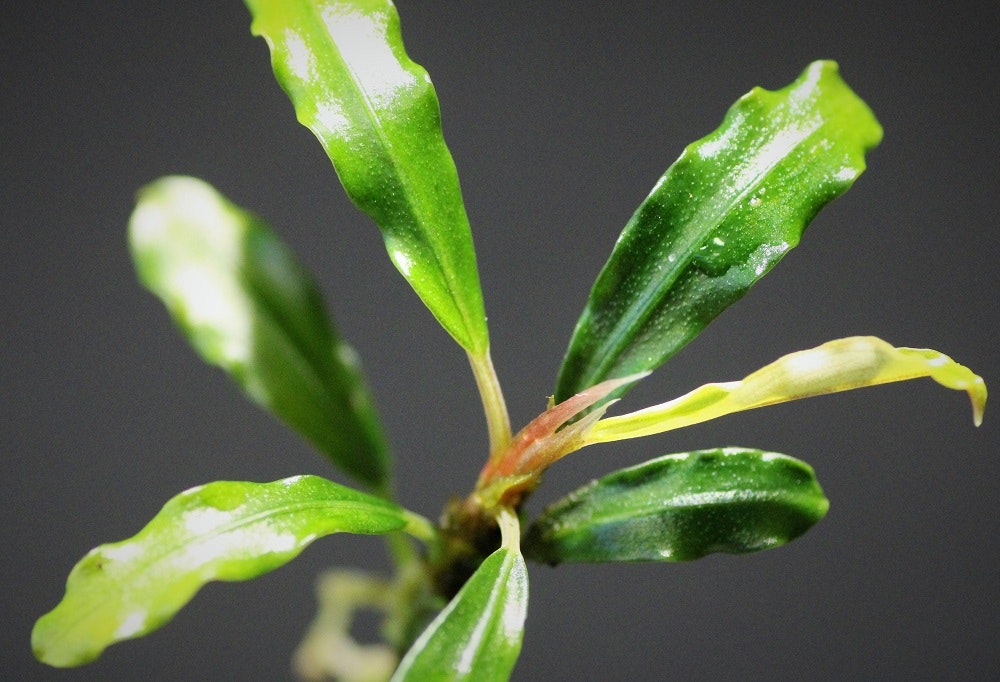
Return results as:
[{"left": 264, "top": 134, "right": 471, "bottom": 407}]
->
[
  {"left": 129, "top": 176, "right": 390, "bottom": 490},
  {"left": 33, "top": 476, "right": 427, "bottom": 667},
  {"left": 523, "top": 448, "right": 828, "bottom": 564},
  {"left": 586, "top": 337, "right": 986, "bottom": 445},
  {"left": 556, "top": 61, "right": 883, "bottom": 404}
]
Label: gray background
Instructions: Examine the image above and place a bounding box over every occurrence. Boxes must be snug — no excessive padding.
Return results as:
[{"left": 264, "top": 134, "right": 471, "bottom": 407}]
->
[{"left": 4, "top": 1, "right": 998, "bottom": 679}]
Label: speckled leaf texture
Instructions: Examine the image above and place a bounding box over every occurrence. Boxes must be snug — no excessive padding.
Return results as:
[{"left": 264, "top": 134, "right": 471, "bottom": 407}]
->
[
  {"left": 33, "top": 476, "right": 414, "bottom": 667},
  {"left": 245, "top": 0, "right": 489, "bottom": 354},
  {"left": 556, "top": 61, "right": 883, "bottom": 403},
  {"left": 524, "top": 448, "right": 828, "bottom": 564}
]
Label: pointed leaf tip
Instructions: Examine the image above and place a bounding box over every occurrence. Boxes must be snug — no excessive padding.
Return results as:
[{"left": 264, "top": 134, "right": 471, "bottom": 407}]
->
[
  {"left": 895, "top": 346, "right": 986, "bottom": 427},
  {"left": 587, "top": 337, "right": 986, "bottom": 444},
  {"left": 245, "top": 0, "right": 488, "bottom": 354},
  {"left": 555, "top": 61, "right": 882, "bottom": 402}
]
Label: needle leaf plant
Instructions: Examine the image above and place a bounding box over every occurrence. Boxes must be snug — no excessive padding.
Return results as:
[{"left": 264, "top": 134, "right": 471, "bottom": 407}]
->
[{"left": 33, "top": 1, "right": 986, "bottom": 679}]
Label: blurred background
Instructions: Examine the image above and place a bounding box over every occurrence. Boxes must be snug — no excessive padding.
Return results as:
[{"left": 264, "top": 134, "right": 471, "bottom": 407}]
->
[{"left": 4, "top": 1, "right": 997, "bottom": 679}]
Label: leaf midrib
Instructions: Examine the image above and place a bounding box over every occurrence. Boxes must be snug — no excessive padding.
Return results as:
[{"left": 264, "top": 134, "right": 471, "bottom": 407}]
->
[
  {"left": 579, "top": 110, "right": 823, "bottom": 389},
  {"left": 52, "top": 492, "right": 400, "bottom": 648},
  {"left": 553, "top": 487, "right": 816, "bottom": 534},
  {"left": 297, "top": 0, "right": 478, "bottom": 348}
]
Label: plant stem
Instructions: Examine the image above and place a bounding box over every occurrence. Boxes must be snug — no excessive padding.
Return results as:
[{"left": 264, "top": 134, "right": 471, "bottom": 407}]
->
[
  {"left": 384, "top": 532, "right": 417, "bottom": 570},
  {"left": 496, "top": 507, "right": 520, "bottom": 550},
  {"left": 468, "top": 349, "right": 512, "bottom": 457}
]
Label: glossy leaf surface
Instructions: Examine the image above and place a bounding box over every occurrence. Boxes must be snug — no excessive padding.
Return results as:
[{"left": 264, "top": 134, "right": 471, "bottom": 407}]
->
[
  {"left": 34, "top": 476, "right": 419, "bottom": 667},
  {"left": 524, "top": 448, "right": 828, "bottom": 564},
  {"left": 246, "top": 0, "right": 488, "bottom": 354},
  {"left": 556, "top": 61, "right": 883, "bottom": 402},
  {"left": 392, "top": 511, "right": 527, "bottom": 682},
  {"left": 586, "top": 336, "right": 986, "bottom": 445},
  {"left": 129, "top": 177, "right": 390, "bottom": 490}
]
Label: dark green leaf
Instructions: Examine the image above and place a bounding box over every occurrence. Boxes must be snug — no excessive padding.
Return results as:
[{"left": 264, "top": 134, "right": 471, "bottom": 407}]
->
[
  {"left": 246, "top": 0, "right": 489, "bottom": 355},
  {"left": 33, "top": 476, "right": 424, "bottom": 667},
  {"left": 523, "top": 448, "right": 828, "bottom": 564},
  {"left": 392, "top": 512, "right": 527, "bottom": 682},
  {"left": 129, "top": 176, "right": 390, "bottom": 490},
  {"left": 556, "top": 61, "right": 883, "bottom": 402}
]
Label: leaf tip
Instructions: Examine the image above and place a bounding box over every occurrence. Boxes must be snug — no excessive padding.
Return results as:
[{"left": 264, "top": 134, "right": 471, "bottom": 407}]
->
[
  {"left": 31, "top": 608, "right": 97, "bottom": 669},
  {"left": 970, "top": 378, "right": 987, "bottom": 427}
]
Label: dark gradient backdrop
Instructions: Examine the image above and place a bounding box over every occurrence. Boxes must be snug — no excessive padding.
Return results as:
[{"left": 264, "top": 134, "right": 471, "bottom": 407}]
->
[{"left": 4, "top": 2, "right": 998, "bottom": 680}]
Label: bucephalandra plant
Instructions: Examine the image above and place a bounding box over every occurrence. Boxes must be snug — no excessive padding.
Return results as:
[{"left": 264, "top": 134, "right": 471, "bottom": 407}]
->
[{"left": 32, "top": 1, "right": 987, "bottom": 680}]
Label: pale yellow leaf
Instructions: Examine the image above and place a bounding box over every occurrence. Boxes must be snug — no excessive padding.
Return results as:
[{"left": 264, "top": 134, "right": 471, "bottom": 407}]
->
[{"left": 585, "top": 337, "right": 986, "bottom": 445}]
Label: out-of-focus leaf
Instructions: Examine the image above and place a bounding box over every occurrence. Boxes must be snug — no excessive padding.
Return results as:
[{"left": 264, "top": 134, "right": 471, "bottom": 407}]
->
[
  {"left": 33, "top": 476, "right": 428, "bottom": 667},
  {"left": 556, "top": 61, "right": 882, "bottom": 403},
  {"left": 129, "top": 176, "right": 390, "bottom": 490},
  {"left": 246, "top": 0, "right": 488, "bottom": 355},
  {"left": 392, "top": 510, "right": 527, "bottom": 682},
  {"left": 585, "top": 336, "right": 986, "bottom": 445},
  {"left": 523, "top": 448, "right": 827, "bottom": 564}
]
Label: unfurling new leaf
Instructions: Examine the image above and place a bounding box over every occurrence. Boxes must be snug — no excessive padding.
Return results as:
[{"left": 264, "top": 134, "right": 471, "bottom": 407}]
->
[
  {"left": 524, "top": 448, "right": 828, "bottom": 564},
  {"left": 246, "top": 0, "right": 489, "bottom": 355},
  {"left": 476, "top": 373, "right": 647, "bottom": 506},
  {"left": 33, "top": 476, "right": 426, "bottom": 667},
  {"left": 556, "top": 60, "right": 883, "bottom": 403},
  {"left": 129, "top": 176, "right": 390, "bottom": 490}
]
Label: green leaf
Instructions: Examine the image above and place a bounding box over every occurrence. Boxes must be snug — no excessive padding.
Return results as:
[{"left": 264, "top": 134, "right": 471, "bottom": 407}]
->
[
  {"left": 585, "top": 337, "right": 986, "bottom": 445},
  {"left": 129, "top": 176, "right": 390, "bottom": 490},
  {"left": 392, "top": 510, "right": 527, "bottom": 682},
  {"left": 246, "top": 0, "right": 488, "bottom": 355},
  {"left": 555, "top": 60, "right": 883, "bottom": 402},
  {"left": 33, "top": 475, "right": 427, "bottom": 667},
  {"left": 523, "top": 448, "right": 828, "bottom": 564}
]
